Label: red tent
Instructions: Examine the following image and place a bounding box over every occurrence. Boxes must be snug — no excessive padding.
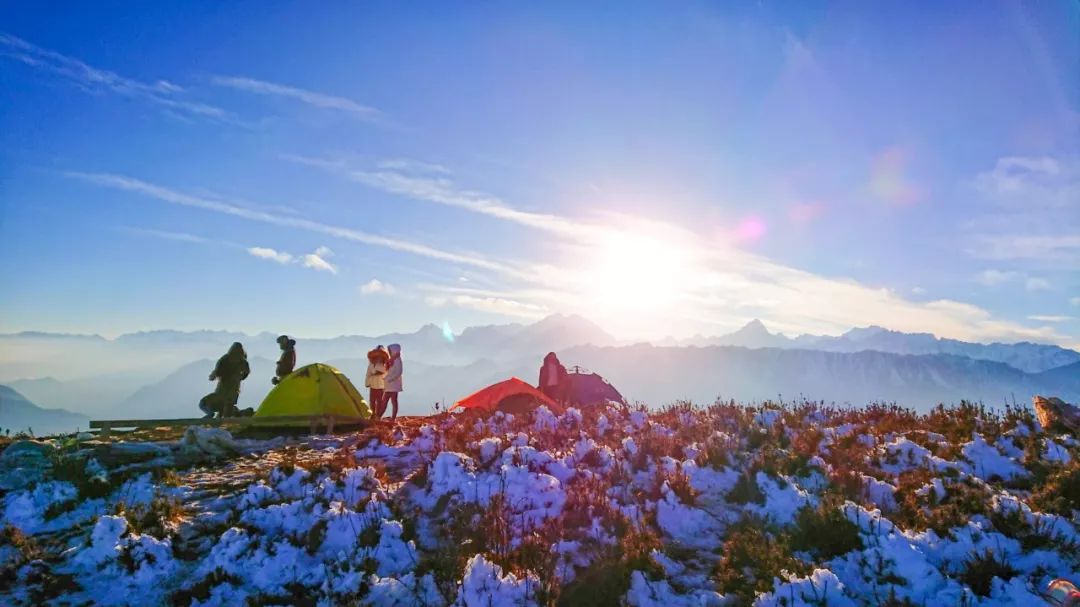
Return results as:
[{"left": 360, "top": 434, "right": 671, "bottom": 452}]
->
[{"left": 452, "top": 377, "right": 563, "bottom": 414}]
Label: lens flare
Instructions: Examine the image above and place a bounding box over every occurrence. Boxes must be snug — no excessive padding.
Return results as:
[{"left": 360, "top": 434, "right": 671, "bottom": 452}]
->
[
  {"left": 735, "top": 216, "right": 767, "bottom": 242},
  {"left": 870, "top": 146, "right": 922, "bottom": 205}
]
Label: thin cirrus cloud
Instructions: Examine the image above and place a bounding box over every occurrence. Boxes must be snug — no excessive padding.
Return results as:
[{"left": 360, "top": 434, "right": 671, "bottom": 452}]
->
[
  {"left": 0, "top": 33, "right": 231, "bottom": 122},
  {"left": 124, "top": 225, "right": 334, "bottom": 274},
  {"left": 210, "top": 75, "right": 382, "bottom": 123},
  {"left": 425, "top": 294, "right": 549, "bottom": 319},
  {"left": 74, "top": 163, "right": 1075, "bottom": 346},
  {"left": 283, "top": 154, "right": 590, "bottom": 238},
  {"left": 965, "top": 155, "right": 1080, "bottom": 264},
  {"left": 283, "top": 154, "right": 1077, "bottom": 346},
  {"left": 68, "top": 171, "right": 515, "bottom": 275}
]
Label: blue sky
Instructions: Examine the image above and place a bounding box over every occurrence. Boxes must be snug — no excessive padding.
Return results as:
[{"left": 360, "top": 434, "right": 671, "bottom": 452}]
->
[{"left": 1, "top": 1, "right": 1077, "bottom": 345}]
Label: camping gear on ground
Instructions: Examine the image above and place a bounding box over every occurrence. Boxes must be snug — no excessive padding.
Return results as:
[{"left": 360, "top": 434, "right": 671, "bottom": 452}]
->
[
  {"left": 273, "top": 335, "right": 297, "bottom": 385},
  {"left": 1046, "top": 579, "right": 1080, "bottom": 606},
  {"left": 1034, "top": 396, "right": 1080, "bottom": 434},
  {"left": 255, "top": 363, "right": 371, "bottom": 422},
  {"left": 564, "top": 366, "right": 626, "bottom": 407},
  {"left": 453, "top": 377, "right": 563, "bottom": 415}
]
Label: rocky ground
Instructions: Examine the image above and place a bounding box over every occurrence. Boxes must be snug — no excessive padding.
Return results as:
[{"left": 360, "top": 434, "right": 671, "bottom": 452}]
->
[{"left": 0, "top": 400, "right": 1078, "bottom": 606}]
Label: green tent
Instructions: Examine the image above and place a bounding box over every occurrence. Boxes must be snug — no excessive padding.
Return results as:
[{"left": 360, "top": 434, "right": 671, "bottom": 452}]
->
[{"left": 255, "top": 363, "right": 371, "bottom": 419}]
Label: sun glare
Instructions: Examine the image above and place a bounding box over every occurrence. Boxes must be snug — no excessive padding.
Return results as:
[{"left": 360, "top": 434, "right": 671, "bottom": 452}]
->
[{"left": 578, "top": 230, "right": 691, "bottom": 326}]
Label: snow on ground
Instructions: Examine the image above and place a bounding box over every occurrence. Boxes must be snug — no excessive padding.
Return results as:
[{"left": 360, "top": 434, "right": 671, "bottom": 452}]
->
[{"left": 1, "top": 401, "right": 1078, "bottom": 606}]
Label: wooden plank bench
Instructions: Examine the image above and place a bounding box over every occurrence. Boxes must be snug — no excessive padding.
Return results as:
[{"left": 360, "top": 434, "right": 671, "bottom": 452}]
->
[{"left": 89, "top": 415, "right": 371, "bottom": 438}]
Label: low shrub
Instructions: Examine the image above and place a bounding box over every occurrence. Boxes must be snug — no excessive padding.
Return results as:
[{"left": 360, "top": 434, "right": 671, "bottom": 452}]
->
[
  {"left": 714, "top": 516, "right": 809, "bottom": 603},
  {"left": 789, "top": 498, "right": 863, "bottom": 559},
  {"left": 956, "top": 548, "right": 1018, "bottom": 597}
]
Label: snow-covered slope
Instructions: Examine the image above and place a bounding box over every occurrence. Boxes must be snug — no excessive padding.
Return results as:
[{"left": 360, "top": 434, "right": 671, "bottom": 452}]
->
[{"left": 1, "top": 400, "right": 1077, "bottom": 606}]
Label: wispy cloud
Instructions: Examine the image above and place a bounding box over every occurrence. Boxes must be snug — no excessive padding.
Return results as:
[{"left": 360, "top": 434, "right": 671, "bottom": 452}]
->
[
  {"left": 285, "top": 155, "right": 1076, "bottom": 346},
  {"left": 120, "top": 226, "right": 212, "bottom": 244},
  {"left": 967, "top": 235, "right": 1080, "bottom": 262},
  {"left": 84, "top": 166, "right": 1076, "bottom": 347},
  {"left": 247, "top": 247, "right": 293, "bottom": 264},
  {"left": 301, "top": 247, "right": 337, "bottom": 274},
  {"left": 1, "top": 33, "right": 231, "bottom": 122},
  {"left": 360, "top": 279, "right": 396, "bottom": 295},
  {"left": 966, "top": 155, "right": 1080, "bottom": 265},
  {"left": 69, "top": 172, "right": 513, "bottom": 274},
  {"left": 211, "top": 75, "right": 381, "bottom": 122},
  {"left": 1025, "top": 277, "right": 1052, "bottom": 292},
  {"left": 973, "top": 269, "right": 1017, "bottom": 287},
  {"left": 1028, "top": 315, "right": 1073, "bottom": 323},
  {"left": 425, "top": 294, "right": 549, "bottom": 319},
  {"left": 285, "top": 154, "right": 589, "bottom": 237},
  {"left": 376, "top": 158, "right": 450, "bottom": 174}
]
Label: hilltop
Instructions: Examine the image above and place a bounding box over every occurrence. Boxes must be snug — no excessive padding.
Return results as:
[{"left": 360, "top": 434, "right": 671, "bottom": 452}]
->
[{"left": 1, "top": 399, "right": 1077, "bottom": 606}]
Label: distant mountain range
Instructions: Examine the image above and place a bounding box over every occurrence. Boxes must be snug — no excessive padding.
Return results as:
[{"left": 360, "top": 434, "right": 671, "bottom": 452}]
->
[
  {"left": 0, "top": 385, "right": 89, "bottom": 436},
  {"left": 1, "top": 314, "right": 1077, "bottom": 428},
  {"left": 677, "top": 319, "right": 1080, "bottom": 373}
]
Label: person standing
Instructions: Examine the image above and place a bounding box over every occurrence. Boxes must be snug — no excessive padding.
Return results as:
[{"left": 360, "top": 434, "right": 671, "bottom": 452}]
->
[
  {"left": 273, "top": 335, "right": 297, "bottom": 385},
  {"left": 538, "top": 351, "right": 568, "bottom": 403},
  {"left": 365, "top": 345, "right": 389, "bottom": 418},
  {"left": 198, "top": 342, "right": 251, "bottom": 418},
  {"left": 383, "top": 344, "right": 404, "bottom": 421}
]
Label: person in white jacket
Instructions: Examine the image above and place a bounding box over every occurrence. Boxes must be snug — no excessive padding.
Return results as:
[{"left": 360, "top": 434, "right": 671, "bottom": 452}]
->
[
  {"left": 365, "top": 345, "right": 389, "bottom": 417},
  {"left": 382, "top": 343, "right": 404, "bottom": 421}
]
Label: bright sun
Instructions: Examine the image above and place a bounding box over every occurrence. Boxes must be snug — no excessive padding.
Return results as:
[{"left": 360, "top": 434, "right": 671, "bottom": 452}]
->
[{"left": 579, "top": 230, "right": 690, "bottom": 322}]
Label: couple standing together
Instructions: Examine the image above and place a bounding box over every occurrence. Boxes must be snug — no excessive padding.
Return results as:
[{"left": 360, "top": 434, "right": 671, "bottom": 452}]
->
[{"left": 365, "top": 344, "right": 403, "bottom": 421}]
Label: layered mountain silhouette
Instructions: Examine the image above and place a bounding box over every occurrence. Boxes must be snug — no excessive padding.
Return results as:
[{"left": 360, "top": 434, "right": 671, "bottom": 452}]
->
[
  {"left": 2, "top": 315, "right": 1077, "bottom": 426},
  {"left": 682, "top": 320, "right": 1080, "bottom": 373},
  {"left": 0, "top": 385, "right": 89, "bottom": 436}
]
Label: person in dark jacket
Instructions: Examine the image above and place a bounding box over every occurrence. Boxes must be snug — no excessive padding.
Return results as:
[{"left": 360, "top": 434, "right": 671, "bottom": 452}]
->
[
  {"left": 272, "top": 335, "right": 296, "bottom": 385},
  {"left": 198, "top": 342, "right": 251, "bottom": 418},
  {"left": 538, "top": 352, "right": 568, "bottom": 403}
]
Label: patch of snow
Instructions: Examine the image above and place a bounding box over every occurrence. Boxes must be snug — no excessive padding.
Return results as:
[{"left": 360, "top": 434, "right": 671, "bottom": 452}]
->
[
  {"left": 962, "top": 434, "right": 1027, "bottom": 482},
  {"left": 754, "top": 569, "right": 856, "bottom": 607},
  {"left": 453, "top": 554, "right": 540, "bottom": 607}
]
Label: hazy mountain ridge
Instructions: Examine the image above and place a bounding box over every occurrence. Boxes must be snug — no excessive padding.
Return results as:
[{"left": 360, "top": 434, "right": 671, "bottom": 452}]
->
[
  {"left": 687, "top": 320, "right": 1080, "bottom": 373},
  {"left": 2, "top": 315, "right": 1077, "bottom": 421},
  {"left": 0, "top": 385, "right": 90, "bottom": 435}
]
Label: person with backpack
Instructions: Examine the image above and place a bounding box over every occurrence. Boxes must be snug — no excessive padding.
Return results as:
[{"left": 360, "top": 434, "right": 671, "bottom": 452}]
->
[
  {"left": 382, "top": 343, "right": 404, "bottom": 421},
  {"left": 365, "top": 345, "right": 390, "bottom": 418},
  {"left": 198, "top": 342, "right": 251, "bottom": 418},
  {"left": 273, "top": 335, "right": 297, "bottom": 385}
]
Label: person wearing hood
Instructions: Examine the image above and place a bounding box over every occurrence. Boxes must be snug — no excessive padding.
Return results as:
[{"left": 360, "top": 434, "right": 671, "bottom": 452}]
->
[
  {"left": 382, "top": 344, "right": 404, "bottom": 421},
  {"left": 538, "top": 351, "right": 568, "bottom": 403},
  {"left": 199, "top": 342, "right": 251, "bottom": 418},
  {"left": 273, "top": 335, "right": 297, "bottom": 385},
  {"left": 365, "top": 345, "right": 390, "bottom": 418}
]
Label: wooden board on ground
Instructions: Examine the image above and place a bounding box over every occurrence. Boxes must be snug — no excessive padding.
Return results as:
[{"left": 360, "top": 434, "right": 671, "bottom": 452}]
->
[{"left": 90, "top": 415, "right": 370, "bottom": 437}]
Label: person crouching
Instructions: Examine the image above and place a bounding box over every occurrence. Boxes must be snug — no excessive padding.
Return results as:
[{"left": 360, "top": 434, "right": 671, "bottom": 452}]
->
[
  {"left": 273, "top": 335, "right": 296, "bottom": 385},
  {"left": 198, "top": 342, "right": 250, "bottom": 419}
]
